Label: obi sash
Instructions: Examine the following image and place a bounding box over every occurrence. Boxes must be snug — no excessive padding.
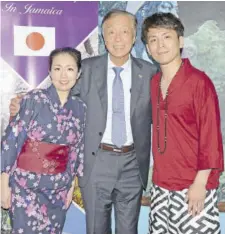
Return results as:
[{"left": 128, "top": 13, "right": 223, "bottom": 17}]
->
[{"left": 17, "top": 138, "right": 69, "bottom": 174}]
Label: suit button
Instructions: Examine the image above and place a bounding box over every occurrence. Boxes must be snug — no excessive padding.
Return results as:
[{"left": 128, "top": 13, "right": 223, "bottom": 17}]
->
[
  {"left": 92, "top": 152, "right": 95, "bottom": 156},
  {"left": 99, "top": 132, "right": 102, "bottom": 136}
]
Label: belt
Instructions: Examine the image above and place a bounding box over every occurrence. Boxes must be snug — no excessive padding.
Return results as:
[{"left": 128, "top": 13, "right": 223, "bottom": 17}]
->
[
  {"left": 99, "top": 143, "right": 134, "bottom": 153},
  {"left": 17, "top": 138, "right": 69, "bottom": 174}
]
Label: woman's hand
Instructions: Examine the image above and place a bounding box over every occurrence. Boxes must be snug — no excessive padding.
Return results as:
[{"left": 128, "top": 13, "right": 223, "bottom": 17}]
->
[
  {"left": 65, "top": 182, "right": 76, "bottom": 209},
  {"left": 1, "top": 185, "right": 11, "bottom": 209}
]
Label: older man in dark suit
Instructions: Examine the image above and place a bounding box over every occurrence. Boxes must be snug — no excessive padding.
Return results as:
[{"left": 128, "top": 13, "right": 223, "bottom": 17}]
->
[{"left": 76, "top": 10, "right": 156, "bottom": 234}]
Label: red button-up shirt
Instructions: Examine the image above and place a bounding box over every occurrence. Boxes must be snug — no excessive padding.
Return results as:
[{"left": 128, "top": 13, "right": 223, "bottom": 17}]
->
[{"left": 151, "top": 58, "right": 224, "bottom": 190}]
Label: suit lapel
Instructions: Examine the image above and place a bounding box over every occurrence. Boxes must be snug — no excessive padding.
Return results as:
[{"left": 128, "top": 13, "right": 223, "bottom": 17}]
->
[
  {"left": 94, "top": 54, "right": 108, "bottom": 118},
  {"left": 94, "top": 55, "right": 143, "bottom": 119},
  {"left": 130, "top": 56, "right": 143, "bottom": 117}
]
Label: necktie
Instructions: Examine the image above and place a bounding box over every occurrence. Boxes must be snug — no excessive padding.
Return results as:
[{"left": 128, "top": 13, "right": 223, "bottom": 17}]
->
[{"left": 111, "top": 67, "right": 127, "bottom": 147}]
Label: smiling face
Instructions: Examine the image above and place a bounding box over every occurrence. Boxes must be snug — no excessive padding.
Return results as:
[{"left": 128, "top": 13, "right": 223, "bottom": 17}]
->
[
  {"left": 102, "top": 13, "right": 136, "bottom": 65},
  {"left": 50, "top": 53, "right": 78, "bottom": 93},
  {"left": 146, "top": 27, "right": 184, "bottom": 66}
]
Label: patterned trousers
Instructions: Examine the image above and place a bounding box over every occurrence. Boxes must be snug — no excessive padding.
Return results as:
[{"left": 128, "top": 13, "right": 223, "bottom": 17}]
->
[{"left": 149, "top": 184, "right": 221, "bottom": 234}]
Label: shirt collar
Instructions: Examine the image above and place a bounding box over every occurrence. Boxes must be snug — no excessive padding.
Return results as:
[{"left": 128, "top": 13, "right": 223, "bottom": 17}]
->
[
  {"left": 155, "top": 58, "right": 194, "bottom": 96},
  {"left": 107, "top": 54, "right": 131, "bottom": 71}
]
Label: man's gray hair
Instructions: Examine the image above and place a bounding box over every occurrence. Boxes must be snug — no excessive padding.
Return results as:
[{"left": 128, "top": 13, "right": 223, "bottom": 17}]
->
[{"left": 101, "top": 9, "right": 137, "bottom": 34}]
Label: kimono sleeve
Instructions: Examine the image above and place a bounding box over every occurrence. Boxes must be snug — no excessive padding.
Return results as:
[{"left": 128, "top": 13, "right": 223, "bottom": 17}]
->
[
  {"left": 68, "top": 102, "right": 86, "bottom": 178},
  {"left": 74, "top": 104, "right": 86, "bottom": 177},
  {"left": 194, "top": 74, "right": 224, "bottom": 171},
  {"left": 1, "top": 91, "right": 41, "bottom": 173}
]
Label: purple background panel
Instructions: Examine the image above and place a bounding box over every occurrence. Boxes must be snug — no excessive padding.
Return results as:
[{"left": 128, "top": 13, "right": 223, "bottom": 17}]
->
[{"left": 1, "top": 1, "right": 98, "bottom": 86}]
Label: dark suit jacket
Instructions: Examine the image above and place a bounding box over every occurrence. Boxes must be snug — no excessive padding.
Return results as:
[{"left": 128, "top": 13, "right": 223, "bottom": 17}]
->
[{"left": 72, "top": 54, "right": 157, "bottom": 188}]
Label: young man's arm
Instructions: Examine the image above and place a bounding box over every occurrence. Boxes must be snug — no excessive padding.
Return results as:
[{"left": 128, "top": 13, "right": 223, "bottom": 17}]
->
[
  {"left": 186, "top": 74, "right": 224, "bottom": 216},
  {"left": 186, "top": 169, "right": 211, "bottom": 216}
]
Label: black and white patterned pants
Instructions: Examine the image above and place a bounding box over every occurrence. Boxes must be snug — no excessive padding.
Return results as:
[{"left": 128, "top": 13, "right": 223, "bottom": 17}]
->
[{"left": 149, "top": 184, "right": 220, "bottom": 234}]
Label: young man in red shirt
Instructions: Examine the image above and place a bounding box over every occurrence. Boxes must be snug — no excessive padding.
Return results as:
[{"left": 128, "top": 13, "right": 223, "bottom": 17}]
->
[{"left": 142, "top": 12, "right": 224, "bottom": 234}]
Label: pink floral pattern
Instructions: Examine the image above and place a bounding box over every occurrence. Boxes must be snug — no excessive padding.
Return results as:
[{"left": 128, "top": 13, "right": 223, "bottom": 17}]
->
[{"left": 1, "top": 85, "right": 86, "bottom": 233}]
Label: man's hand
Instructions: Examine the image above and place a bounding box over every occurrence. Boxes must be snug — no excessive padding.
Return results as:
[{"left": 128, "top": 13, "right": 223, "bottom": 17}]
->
[
  {"left": 9, "top": 94, "right": 23, "bottom": 117},
  {"left": 186, "top": 182, "right": 206, "bottom": 216}
]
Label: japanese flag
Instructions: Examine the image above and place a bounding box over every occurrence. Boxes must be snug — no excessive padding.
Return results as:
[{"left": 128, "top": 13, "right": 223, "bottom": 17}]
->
[{"left": 14, "top": 25, "right": 55, "bottom": 56}]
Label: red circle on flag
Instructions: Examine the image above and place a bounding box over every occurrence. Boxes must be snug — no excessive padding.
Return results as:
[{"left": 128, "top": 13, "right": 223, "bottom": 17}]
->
[{"left": 26, "top": 32, "right": 45, "bottom": 51}]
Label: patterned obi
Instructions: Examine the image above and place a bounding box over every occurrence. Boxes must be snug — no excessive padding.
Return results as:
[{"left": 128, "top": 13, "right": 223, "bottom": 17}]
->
[{"left": 17, "top": 138, "right": 69, "bottom": 174}]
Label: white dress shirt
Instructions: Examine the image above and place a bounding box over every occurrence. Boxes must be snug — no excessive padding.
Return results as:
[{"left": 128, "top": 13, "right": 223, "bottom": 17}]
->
[{"left": 101, "top": 56, "right": 133, "bottom": 146}]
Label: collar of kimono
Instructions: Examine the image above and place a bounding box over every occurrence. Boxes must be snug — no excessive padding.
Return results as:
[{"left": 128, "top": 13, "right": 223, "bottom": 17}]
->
[{"left": 47, "top": 84, "right": 73, "bottom": 107}]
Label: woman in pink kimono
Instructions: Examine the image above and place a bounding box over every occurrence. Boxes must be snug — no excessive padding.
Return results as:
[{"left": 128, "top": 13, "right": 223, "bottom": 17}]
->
[{"left": 1, "top": 47, "right": 86, "bottom": 234}]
